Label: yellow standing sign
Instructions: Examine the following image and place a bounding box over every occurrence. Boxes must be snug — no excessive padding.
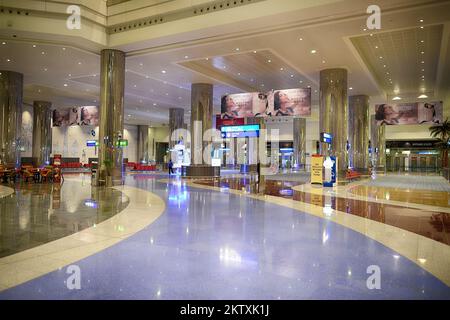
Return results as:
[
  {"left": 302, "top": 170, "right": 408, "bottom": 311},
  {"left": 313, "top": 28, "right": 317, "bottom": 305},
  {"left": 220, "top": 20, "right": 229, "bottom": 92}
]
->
[{"left": 311, "top": 155, "right": 323, "bottom": 185}]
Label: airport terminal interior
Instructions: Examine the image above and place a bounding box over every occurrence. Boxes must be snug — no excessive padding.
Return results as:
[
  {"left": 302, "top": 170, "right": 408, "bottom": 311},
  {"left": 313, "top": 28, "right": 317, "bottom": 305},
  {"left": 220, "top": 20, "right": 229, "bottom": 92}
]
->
[{"left": 1, "top": 0, "right": 450, "bottom": 300}]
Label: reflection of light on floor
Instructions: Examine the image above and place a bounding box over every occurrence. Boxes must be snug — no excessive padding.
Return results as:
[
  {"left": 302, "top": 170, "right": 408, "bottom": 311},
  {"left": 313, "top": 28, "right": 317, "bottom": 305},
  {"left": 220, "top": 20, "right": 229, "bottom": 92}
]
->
[
  {"left": 323, "top": 205, "right": 333, "bottom": 216},
  {"left": 219, "top": 247, "right": 242, "bottom": 266},
  {"left": 84, "top": 199, "right": 98, "bottom": 208},
  {"left": 322, "top": 230, "right": 329, "bottom": 244}
]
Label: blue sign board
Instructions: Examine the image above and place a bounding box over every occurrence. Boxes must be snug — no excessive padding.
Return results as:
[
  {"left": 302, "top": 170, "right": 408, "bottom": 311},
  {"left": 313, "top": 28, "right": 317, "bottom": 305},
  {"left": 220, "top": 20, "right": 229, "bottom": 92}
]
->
[
  {"left": 323, "top": 156, "right": 337, "bottom": 187},
  {"left": 221, "top": 124, "right": 260, "bottom": 138},
  {"left": 86, "top": 140, "right": 97, "bottom": 147},
  {"left": 320, "top": 132, "right": 333, "bottom": 144}
]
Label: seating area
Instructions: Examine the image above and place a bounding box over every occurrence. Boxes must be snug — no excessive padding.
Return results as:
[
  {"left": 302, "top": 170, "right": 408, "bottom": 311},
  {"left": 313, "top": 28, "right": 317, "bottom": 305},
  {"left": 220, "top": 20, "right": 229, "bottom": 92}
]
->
[
  {"left": 125, "top": 162, "right": 157, "bottom": 171},
  {"left": 345, "top": 169, "right": 361, "bottom": 181},
  {"left": 0, "top": 164, "right": 62, "bottom": 184}
]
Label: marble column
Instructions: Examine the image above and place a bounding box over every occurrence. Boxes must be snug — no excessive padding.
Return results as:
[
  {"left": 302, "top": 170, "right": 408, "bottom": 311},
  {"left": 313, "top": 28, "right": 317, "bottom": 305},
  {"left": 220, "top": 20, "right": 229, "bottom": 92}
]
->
[
  {"left": 0, "top": 71, "right": 23, "bottom": 168},
  {"left": 370, "top": 115, "right": 386, "bottom": 171},
  {"left": 293, "top": 117, "right": 306, "bottom": 170},
  {"left": 98, "top": 49, "right": 125, "bottom": 186},
  {"left": 137, "top": 125, "right": 149, "bottom": 163},
  {"left": 169, "top": 108, "right": 185, "bottom": 149},
  {"left": 32, "top": 101, "right": 52, "bottom": 167},
  {"left": 148, "top": 127, "right": 155, "bottom": 162},
  {"left": 348, "top": 95, "right": 369, "bottom": 172},
  {"left": 319, "top": 68, "right": 348, "bottom": 174}
]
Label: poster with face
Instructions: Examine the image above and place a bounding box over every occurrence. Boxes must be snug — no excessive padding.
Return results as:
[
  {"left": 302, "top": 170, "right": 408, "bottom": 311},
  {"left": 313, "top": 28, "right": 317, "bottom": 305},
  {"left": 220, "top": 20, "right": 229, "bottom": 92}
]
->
[
  {"left": 252, "top": 92, "right": 270, "bottom": 117},
  {"left": 52, "top": 109, "right": 70, "bottom": 127},
  {"left": 375, "top": 101, "right": 443, "bottom": 125},
  {"left": 68, "top": 107, "right": 80, "bottom": 126},
  {"left": 417, "top": 101, "right": 443, "bottom": 124},
  {"left": 271, "top": 88, "right": 311, "bottom": 117},
  {"left": 221, "top": 93, "right": 254, "bottom": 119},
  {"left": 79, "top": 106, "right": 99, "bottom": 126}
]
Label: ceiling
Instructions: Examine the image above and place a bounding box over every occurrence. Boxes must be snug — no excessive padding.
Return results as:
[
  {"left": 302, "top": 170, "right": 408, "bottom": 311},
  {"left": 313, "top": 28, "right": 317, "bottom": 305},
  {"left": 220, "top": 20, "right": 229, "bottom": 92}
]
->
[{"left": 0, "top": 0, "right": 449, "bottom": 126}]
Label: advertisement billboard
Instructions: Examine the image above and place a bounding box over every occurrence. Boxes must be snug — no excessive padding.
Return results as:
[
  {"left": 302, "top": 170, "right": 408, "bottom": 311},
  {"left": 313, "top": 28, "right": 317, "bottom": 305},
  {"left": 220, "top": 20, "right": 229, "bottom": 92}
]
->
[
  {"left": 220, "top": 88, "right": 311, "bottom": 119},
  {"left": 375, "top": 101, "right": 443, "bottom": 126},
  {"left": 53, "top": 106, "right": 99, "bottom": 127}
]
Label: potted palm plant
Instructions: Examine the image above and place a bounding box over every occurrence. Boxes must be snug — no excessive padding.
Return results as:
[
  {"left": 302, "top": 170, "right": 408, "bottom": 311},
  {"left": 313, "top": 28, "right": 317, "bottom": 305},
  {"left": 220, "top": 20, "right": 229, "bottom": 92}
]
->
[{"left": 429, "top": 118, "right": 450, "bottom": 170}]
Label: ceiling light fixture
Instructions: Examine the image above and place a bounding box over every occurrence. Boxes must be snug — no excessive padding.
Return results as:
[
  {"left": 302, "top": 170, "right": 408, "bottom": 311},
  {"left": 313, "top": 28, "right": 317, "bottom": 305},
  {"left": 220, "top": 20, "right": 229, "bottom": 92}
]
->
[
  {"left": 62, "top": 47, "right": 66, "bottom": 50},
  {"left": 1, "top": 41, "right": 6, "bottom": 45},
  {"left": 299, "top": 38, "right": 303, "bottom": 41},
  {"left": 349, "top": 87, "right": 353, "bottom": 90},
  {"left": 310, "top": 49, "right": 317, "bottom": 54},
  {"left": 418, "top": 94, "right": 428, "bottom": 98},
  {"left": 392, "top": 96, "right": 401, "bottom": 100},
  {"left": 63, "top": 84, "right": 68, "bottom": 87},
  {"left": 161, "top": 70, "right": 166, "bottom": 74},
  {"left": 41, "top": 51, "right": 45, "bottom": 55},
  {"left": 32, "top": 44, "right": 36, "bottom": 48},
  {"left": 419, "top": 19, "right": 424, "bottom": 23},
  {"left": 267, "top": 59, "right": 271, "bottom": 63},
  {"left": 184, "top": 56, "right": 189, "bottom": 59},
  {"left": 6, "top": 59, "right": 11, "bottom": 62},
  {"left": 235, "top": 48, "right": 240, "bottom": 51}
]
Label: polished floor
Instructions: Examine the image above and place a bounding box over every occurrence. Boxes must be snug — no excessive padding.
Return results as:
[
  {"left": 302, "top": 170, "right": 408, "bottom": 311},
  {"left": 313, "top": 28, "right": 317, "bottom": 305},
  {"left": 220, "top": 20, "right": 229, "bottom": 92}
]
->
[
  {"left": 0, "top": 180, "right": 129, "bottom": 258},
  {"left": 0, "top": 173, "right": 449, "bottom": 299}
]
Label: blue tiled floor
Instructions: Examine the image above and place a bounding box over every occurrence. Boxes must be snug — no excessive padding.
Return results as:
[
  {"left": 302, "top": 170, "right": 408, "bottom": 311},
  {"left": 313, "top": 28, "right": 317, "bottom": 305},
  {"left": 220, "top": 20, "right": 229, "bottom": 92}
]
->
[{"left": 0, "top": 174, "right": 449, "bottom": 299}]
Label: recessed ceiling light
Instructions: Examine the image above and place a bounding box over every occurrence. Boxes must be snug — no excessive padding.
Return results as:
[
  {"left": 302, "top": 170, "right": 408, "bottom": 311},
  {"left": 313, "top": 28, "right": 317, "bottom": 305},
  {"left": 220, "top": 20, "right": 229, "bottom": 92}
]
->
[
  {"left": 419, "top": 19, "right": 424, "bottom": 23},
  {"left": 422, "top": 69, "right": 425, "bottom": 71},
  {"left": 139, "top": 63, "right": 143, "bottom": 66},
  {"left": 153, "top": 103, "right": 157, "bottom": 106},
  {"left": 349, "top": 87, "right": 353, "bottom": 90},
  {"left": 43, "top": 68, "right": 48, "bottom": 71},
  {"left": 322, "top": 60, "right": 326, "bottom": 63},
  {"left": 363, "top": 28, "right": 367, "bottom": 31},
  {"left": 205, "top": 58, "right": 209, "bottom": 60},
  {"left": 161, "top": 70, "right": 166, "bottom": 74},
  {"left": 237, "top": 72, "right": 241, "bottom": 75},
  {"left": 299, "top": 38, "right": 303, "bottom": 41},
  {"left": 375, "top": 45, "right": 378, "bottom": 49},
  {"left": 418, "top": 94, "right": 428, "bottom": 98},
  {"left": 290, "top": 75, "right": 294, "bottom": 78},
  {"left": 421, "top": 61, "right": 425, "bottom": 63},
  {"left": 184, "top": 56, "right": 189, "bottom": 59},
  {"left": 392, "top": 96, "right": 401, "bottom": 100},
  {"left": 6, "top": 59, "right": 11, "bottom": 62},
  {"left": 379, "top": 56, "right": 383, "bottom": 59},
  {"left": 310, "top": 49, "right": 317, "bottom": 54},
  {"left": 253, "top": 51, "right": 257, "bottom": 54},
  {"left": 32, "top": 44, "right": 36, "bottom": 48},
  {"left": 235, "top": 48, "right": 240, "bottom": 51},
  {"left": 38, "top": 89, "right": 41, "bottom": 93},
  {"left": 267, "top": 59, "right": 271, "bottom": 63},
  {"left": 420, "top": 40, "right": 424, "bottom": 43},
  {"left": 78, "top": 62, "right": 82, "bottom": 65},
  {"left": 63, "top": 84, "right": 68, "bottom": 87},
  {"left": 383, "top": 65, "right": 386, "bottom": 68},
  {"left": 370, "top": 33, "right": 373, "bottom": 36},
  {"left": 41, "top": 51, "right": 45, "bottom": 55},
  {"left": 62, "top": 47, "right": 66, "bottom": 50},
  {"left": 299, "top": 80, "right": 303, "bottom": 83},
  {"left": 421, "top": 51, "right": 424, "bottom": 54},
  {"left": 280, "top": 67, "right": 284, "bottom": 71},
  {"left": 145, "top": 75, "right": 149, "bottom": 79},
  {"left": 307, "top": 85, "right": 311, "bottom": 88}
]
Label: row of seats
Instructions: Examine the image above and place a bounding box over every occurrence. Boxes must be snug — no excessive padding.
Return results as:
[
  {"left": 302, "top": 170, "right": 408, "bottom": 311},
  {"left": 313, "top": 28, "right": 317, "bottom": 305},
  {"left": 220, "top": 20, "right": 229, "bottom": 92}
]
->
[{"left": 126, "top": 162, "right": 157, "bottom": 171}]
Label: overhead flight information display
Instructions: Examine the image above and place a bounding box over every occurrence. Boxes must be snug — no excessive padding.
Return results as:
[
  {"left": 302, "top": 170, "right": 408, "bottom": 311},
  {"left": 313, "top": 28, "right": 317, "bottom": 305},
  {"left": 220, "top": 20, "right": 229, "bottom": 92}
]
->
[{"left": 221, "top": 124, "right": 260, "bottom": 138}]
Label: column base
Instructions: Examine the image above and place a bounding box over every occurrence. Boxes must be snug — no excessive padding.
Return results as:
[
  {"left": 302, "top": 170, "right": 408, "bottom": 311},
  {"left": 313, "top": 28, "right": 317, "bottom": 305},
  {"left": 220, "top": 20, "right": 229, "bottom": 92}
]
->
[{"left": 182, "top": 165, "right": 220, "bottom": 177}]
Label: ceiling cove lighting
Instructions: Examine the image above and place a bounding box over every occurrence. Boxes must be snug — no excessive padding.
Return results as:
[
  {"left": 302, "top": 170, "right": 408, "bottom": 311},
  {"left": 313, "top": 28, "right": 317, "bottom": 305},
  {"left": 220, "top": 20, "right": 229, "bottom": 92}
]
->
[
  {"left": 418, "top": 94, "right": 428, "bottom": 99},
  {"left": 392, "top": 96, "right": 401, "bottom": 101}
]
